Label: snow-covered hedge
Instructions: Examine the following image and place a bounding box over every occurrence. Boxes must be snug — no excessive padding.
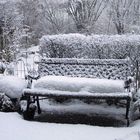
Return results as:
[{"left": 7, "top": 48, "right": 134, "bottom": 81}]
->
[
  {"left": 0, "top": 76, "right": 27, "bottom": 99},
  {"left": 0, "top": 93, "right": 16, "bottom": 112},
  {"left": 0, "top": 76, "right": 27, "bottom": 112},
  {"left": 39, "top": 34, "right": 140, "bottom": 60}
]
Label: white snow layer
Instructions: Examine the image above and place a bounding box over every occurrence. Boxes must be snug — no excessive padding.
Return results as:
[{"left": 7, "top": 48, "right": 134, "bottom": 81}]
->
[
  {"left": 0, "top": 76, "right": 27, "bottom": 98},
  {"left": 0, "top": 112, "right": 140, "bottom": 140},
  {"left": 34, "top": 76, "right": 125, "bottom": 93}
]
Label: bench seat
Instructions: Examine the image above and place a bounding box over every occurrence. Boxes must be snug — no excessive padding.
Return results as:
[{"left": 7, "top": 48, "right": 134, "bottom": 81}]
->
[{"left": 24, "top": 88, "right": 132, "bottom": 100}]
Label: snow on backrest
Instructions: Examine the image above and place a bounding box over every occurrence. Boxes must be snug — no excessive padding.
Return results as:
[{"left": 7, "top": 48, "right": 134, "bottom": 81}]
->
[{"left": 38, "top": 58, "right": 131, "bottom": 80}]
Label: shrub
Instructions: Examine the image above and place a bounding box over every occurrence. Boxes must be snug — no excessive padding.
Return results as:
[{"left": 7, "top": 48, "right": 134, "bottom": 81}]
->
[
  {"left": 39, "top": 34, "right": 140, "bottom": 61},
  {"left": 0, "top": 93, "right": 16, "bottom": 112}
]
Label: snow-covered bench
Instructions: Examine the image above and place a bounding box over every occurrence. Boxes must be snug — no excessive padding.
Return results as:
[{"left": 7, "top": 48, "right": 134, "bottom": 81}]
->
[{"left": 23, "top": 58, "right": 133, "bottom": 126}]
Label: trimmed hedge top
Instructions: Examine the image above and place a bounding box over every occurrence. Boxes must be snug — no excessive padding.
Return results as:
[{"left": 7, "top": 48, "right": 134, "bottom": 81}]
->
[{"left": 39, "top": 34, "right": 140, "bottom": 60}]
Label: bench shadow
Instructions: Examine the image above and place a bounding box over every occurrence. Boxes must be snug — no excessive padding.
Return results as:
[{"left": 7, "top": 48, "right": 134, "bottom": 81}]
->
[{"left": 34, "top": 111, "right": 126, "bottom": 127}]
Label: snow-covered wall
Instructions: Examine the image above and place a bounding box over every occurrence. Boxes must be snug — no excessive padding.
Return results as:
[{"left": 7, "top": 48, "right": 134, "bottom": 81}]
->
[{"left": 38, "top": 58, "right": 132, "bottom": 80}]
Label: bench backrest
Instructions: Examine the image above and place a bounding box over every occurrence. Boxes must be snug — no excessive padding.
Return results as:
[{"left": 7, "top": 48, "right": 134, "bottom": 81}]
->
[{"left": 38, "top": 58, "right": 131, "bottom": 80}]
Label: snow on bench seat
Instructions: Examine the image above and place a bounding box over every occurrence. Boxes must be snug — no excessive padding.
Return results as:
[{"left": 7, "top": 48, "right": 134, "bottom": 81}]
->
[
  {"left": 24, "top": 76, "right": 132, "bottom": 99},
  {"left": 32, "top": 76, "right": 126, "bottom": 94}
]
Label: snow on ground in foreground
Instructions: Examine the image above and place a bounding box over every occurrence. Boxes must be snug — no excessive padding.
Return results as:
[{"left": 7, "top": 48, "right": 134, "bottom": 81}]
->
[
  {"left": 0, "top": 112, "right": 140, "bottom": 140},
  {"left": 34, "top": 76, "right": 125, "bottom": 93}
]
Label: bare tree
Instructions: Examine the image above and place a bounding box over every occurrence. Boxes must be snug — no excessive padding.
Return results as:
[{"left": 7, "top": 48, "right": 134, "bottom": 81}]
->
[
  {"left": 132, "top": 0, "right": 140, "bottom": 25},
  {"left": 108, "top": 0, "right": 134, "bottom": 34},
  {"left": 127, "top": 0, "right": 140, "bottom": 33},
  {"left": 67, "top": 0, "right": 109, "bottom": 33},
  {"left": 17, "top": 0, "right": 41, "bottom": 45},
  {"left": 39, "top": 0, "right": 68, "bottom": 34}
]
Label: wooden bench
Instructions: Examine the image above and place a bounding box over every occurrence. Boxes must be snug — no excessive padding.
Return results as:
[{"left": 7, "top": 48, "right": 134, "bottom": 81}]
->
[{"left": 23, "top": 58, "right": 133, "bottom": 126}]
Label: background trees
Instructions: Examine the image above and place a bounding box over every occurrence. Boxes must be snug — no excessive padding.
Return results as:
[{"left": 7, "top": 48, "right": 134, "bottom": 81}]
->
[
  {"left": 39, "top": 0, "right": 68, "bottom": 34},
  {"left": 0, "top": 0, "right": 23, "bottom": 61},
  {"left": 67, "top": 0, "right": 109, "bottom": 33},
  {"left": 108, "top": 0, "right": 134, "bottom": 34},
  {"left": 0, "top": 0, "right": 140, "bottom": 62}
]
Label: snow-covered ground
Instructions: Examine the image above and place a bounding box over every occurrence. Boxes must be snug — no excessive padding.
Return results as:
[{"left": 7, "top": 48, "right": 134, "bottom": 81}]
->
[{"left": 0, "top": 112, "right": 140, "bottom": 140}]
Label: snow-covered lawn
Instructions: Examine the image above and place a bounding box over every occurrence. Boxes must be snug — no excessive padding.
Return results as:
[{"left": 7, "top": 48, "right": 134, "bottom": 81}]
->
[{"left": 0, "top": 112, "right": 140, "bottom": 140}]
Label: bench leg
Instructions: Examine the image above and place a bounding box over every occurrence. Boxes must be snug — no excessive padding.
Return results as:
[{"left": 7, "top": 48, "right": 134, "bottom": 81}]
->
[
  {"left": 36, "top": 96, "right": 41, "bottom": 114},
  {"left": 23, "top": 95, "right": 36, "bottom": 120},
  {"left": 26, "top": 95, "right": 31, "bottom": 112},
  {"left": 126, "top": 98, "right": 131, "bottom": 127}
]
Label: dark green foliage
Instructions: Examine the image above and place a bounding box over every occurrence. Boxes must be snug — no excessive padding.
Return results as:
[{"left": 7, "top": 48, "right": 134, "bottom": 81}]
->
[{"left": 0, "top": 93, "right": 16, "bottom": 112}]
